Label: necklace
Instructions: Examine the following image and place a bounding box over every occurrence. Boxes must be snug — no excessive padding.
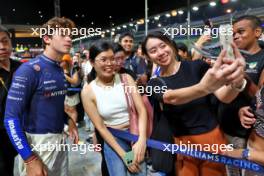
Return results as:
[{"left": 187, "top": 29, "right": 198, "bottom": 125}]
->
[{"left": 95, "top": 76, "right": 115, "bottom": 88}]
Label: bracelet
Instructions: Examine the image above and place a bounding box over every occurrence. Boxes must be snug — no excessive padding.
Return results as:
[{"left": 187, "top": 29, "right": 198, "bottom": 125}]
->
[
  {"left": 24, "top": 155, "right": 38, "bottom": 165},
  {"left": 231, "top": 79, "right": 247, "bottom": 92},
  {"left": 242, "top": 148, "right": 250, "bottom": 160}
]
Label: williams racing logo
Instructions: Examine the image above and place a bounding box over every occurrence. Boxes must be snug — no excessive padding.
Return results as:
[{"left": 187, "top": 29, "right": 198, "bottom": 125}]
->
[{"left": 44, "top": 90, "right": 67, "bottom": 97}]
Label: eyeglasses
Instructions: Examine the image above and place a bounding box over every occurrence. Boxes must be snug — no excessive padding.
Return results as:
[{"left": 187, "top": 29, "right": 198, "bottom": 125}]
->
[{"left": 95, "top": 57, "right": 116, "bottom": 65}]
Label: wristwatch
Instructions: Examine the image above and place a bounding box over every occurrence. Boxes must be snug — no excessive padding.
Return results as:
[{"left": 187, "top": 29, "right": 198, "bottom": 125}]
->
[{"left": 232, "top": 79, "right": 247, "bottom": 92}]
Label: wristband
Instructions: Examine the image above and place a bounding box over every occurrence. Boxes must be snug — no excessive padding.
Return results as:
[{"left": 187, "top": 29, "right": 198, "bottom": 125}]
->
[
  {"left": 25, "top": 155, "right": 38, "bottom": 165},
  {"left": 242, "top": 148, "right": 250, "bottom": 160},
  {"left": 123, "top": 151, "right": 134, "bottom": 166},
  {"left": 232, "top": 79, "right": 247, "bottom": 92}
]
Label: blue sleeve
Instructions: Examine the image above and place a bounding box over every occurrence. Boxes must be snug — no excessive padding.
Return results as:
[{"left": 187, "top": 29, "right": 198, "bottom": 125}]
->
[{"left": 4, "top": 64, "right": 37, "bottom": 160}]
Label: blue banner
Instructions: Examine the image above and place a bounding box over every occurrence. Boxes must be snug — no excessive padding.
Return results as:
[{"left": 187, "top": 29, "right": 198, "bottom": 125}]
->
[{"left": 109, "top": 128, "right": 264, "bottom": 173}]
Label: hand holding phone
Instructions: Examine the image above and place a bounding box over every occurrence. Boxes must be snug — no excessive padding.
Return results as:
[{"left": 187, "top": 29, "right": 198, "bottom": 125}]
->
[
  {"left": 219, "top": 24, "right": 235, "bottom": 60},
  {"left": 123, "top": 151, "right": 134, "bottom": 166}
]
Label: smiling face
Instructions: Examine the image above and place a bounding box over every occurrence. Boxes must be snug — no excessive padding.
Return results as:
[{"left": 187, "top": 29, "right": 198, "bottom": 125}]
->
[
  {"left": 233, "top": 19, "right": 262, "bottom": 50},
  {"left": 120, "top": 36, "right": 134, "bottom": 53},
  {"left": 0, "top": 32, "right": 12, "bottom": 61},
  {"left": 114, "top": 50, "right": 126, "bottom": 71},
  {"left": 92, "top": 49, "right": 116, "bottom": 78},
  {"left": 145, "top": 38, "right": 176, "bottom": 67}
]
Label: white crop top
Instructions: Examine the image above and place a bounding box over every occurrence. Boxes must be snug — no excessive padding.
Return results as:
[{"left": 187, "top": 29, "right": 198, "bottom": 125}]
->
[{"left": 90, "top": 74, "right": 129, "bottom": 126}]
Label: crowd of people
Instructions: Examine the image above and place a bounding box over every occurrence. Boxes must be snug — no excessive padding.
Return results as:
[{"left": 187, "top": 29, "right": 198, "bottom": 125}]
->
[{"left": 0, "top": 14, "right": 264, "bottom": 176}]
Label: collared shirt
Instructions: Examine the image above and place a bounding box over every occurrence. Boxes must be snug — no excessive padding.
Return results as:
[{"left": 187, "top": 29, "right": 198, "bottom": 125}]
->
[{"left": 0, "top": 59, "right": 21, "bottom": 129}]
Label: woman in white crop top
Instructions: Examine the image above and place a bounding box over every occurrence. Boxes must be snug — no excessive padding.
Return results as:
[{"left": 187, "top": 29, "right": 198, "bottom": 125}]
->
[{"left": 81, "top": 41, "right": 147, "bottom": 176}]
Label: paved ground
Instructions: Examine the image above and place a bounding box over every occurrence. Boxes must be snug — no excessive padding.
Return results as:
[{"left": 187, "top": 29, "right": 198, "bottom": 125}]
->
[{"left": 14, "top": 125, "right": 102, "bottom": 176}]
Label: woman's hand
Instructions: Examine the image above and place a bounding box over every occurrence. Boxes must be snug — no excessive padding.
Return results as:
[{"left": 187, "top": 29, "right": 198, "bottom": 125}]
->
[
  {"left": 239, "top": 106, "right": 256, "bottom": 129},
  {"left": 199, "top": 49, "right": 235, "bottom": 93},
  {"left": 199, "top": 44, "right": 245, "bottom": 93},
  {"left": 122, "top": 151, "right": 141, "bottom": 173},
  {"left": 132, "top": 138, "right": 147, "bottom": 163},
  {"left": 195, "top": 34, "right": 212, "bottom": 48}
]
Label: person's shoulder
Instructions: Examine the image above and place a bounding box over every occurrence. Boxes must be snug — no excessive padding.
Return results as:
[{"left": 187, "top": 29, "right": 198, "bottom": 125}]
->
[
  {"left": 81, "top": 81, "right": 96, "bottom": 101},
  {"left": 189, "top": 59, "right": 208, "bottom": 66},
  {"left": 188, "top": 59, "right": 210, "bottom": 70},
  {"left": 15, "top": 56, "right": 43, "bottom": 75},
  {"left": 258, "top": 48, "right": 264, "bottom": 57}
]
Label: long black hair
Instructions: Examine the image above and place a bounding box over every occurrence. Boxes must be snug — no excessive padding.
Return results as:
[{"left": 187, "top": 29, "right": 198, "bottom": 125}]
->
[
  {"left": 141, "top": 31, "right": 178, "bottom": 59},
  {"left": 87, "top": 40, "right": 113, "bottom": 82}
]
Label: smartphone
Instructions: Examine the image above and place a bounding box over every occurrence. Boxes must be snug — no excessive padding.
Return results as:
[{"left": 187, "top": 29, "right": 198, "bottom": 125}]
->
[
  {"left": 204, "top": 19, "right": 213, "bottom": 28},
  {"left": 203, "top": 19, "right": 213, "bottom": 36},
  {"left": 219, "top": 24, "right": 235, "bottom": 60}
]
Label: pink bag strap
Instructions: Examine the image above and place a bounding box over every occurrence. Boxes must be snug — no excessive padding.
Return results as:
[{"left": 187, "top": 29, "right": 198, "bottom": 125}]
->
[{"left": 120, "top": 74, "right": 136, "bottom": 116}]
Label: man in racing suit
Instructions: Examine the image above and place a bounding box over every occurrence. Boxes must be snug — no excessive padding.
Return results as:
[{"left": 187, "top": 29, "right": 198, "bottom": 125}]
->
[{"left": 4, "top": 17, "right": 78, "bottom": 176}]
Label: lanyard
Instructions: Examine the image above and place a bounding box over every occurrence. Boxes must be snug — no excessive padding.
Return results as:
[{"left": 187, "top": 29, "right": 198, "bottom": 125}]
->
[{"left": 0, "top": 77, "right": 7, "bottom": 91}]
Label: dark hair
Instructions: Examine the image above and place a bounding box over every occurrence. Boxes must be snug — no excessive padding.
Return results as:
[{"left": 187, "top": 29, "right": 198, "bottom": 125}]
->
[
  {"left": 42, "top": 17, "right": 75, "bottom": 49},
  {"left": 87, "top": 40, "right": 113, "bottom": 82},
  {"left": 176, "top": 42, "right": 188, "bottom": 53},
  {"left": 136, "top": 42, "right": 142, "bottom": 49},
  {"left": 112, "top": 43, "right": 125, "bottom": 54},
  {"left": 234, "top": 15, "right": 262, "bottom": 30},
  {"left": 0, "top": 25, "right": 11, "bottom": 39},
  {"left": 119, "top": 32, "right": 134, "bottom": 42},
  {"left": 75, "top": 51, "right": 81, "bottom": 55},
  {"left": 141, "top": 31, "right": 178, "bottom": 58}
]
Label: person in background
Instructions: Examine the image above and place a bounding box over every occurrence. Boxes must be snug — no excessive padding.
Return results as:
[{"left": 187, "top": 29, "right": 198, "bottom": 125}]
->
[
  {"left": 61, "top": 54, "right": 81, "bottom": 125},
  {"left": 119, "top": 32, "right": 147, "bottom": 85},
  {"left": 223, "top": 86, "right": 264, "bottom": 176},
  {"left": 218, "top": 15, "right": 264, "bottom": 176},
  {"left": 0, "top": 25, "right": 20, "bottom": 176},
  {"left": 113, "top": 43, "right": 137, "bottom": 80},
  {"left": 176, "top": 42, "right": 192, "bottom": 61}
]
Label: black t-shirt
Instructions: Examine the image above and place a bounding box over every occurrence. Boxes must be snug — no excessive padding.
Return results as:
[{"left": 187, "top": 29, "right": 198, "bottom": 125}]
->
[
  {"left": 148, "top": 60, "right": 218, "bottom": 136},
  {"left": 218, "top": 49, "right": 264, "bottom": 138},
  {"left": 0, "top": 59, "right": 21, "bottom": 129}
]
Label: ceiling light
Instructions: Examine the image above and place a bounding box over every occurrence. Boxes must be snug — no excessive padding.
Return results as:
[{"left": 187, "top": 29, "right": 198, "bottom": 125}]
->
[
  {"left": 192, "top": 6, "right": 199, "bottom": 11},
  {"left": 209, "top": 1, "right": 216, "bottom": 6},
  {"left": 178, "top": 10, "right": 184, "bottom": 15},
  {"left": 171, "top": 10, "right": 177, "bottom": 16}
]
